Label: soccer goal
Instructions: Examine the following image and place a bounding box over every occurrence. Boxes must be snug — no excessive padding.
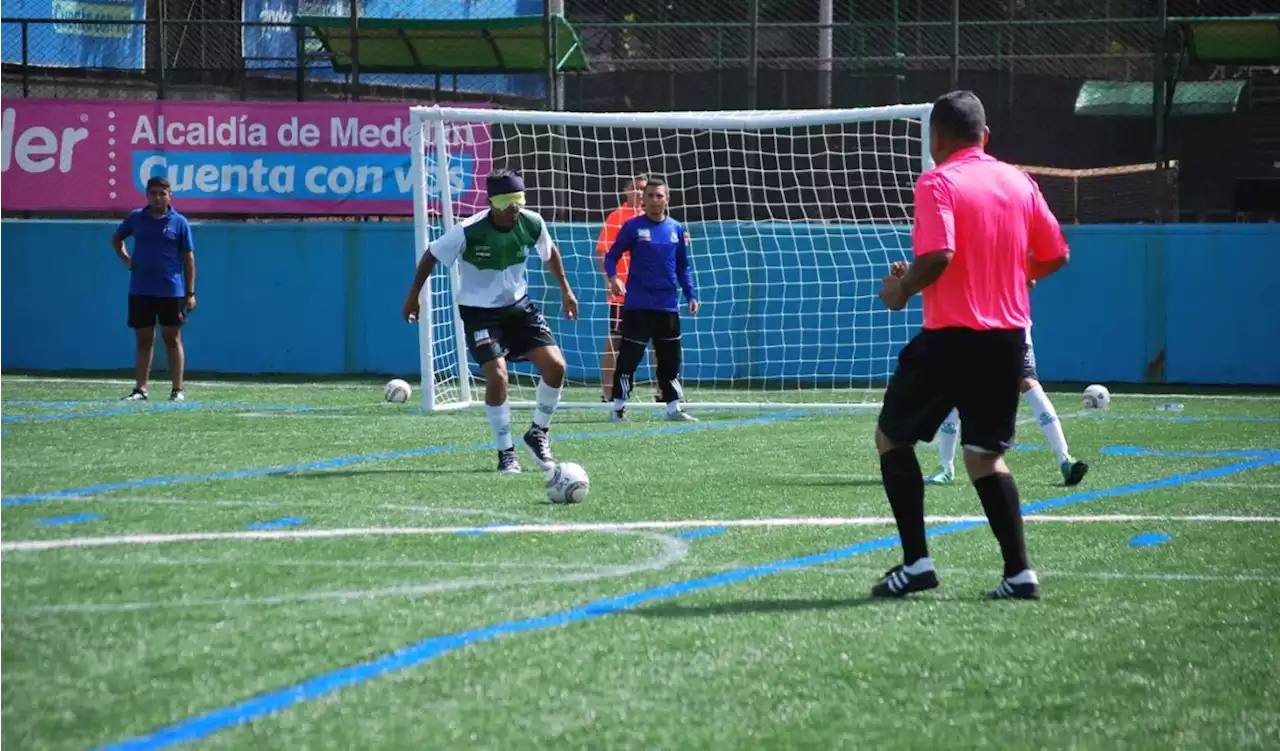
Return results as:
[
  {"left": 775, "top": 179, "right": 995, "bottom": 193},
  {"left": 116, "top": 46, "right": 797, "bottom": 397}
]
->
[{"left": 408, "top": 103, "right": 934, "bottom": 412}]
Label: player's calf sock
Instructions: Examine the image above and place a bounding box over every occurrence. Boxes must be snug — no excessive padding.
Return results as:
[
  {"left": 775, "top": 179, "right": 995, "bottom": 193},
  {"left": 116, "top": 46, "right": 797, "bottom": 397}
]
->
[
  {"left": 936, "top": 408, "right": 959, "bottom": 474},
  {"left": 532, "top": 378, "right": 562, "bottom": 430},
  {"left": 879, "top": 446, "right": 929, "bottom": 565},
  {"left": 973, "top": 473, "right": 1030, "bottom": 578},
  {"left": 1024, "top": 384, "right": 1070, "bottom": 464},
  {"left": 485, "top": 402, "right": 514, "bottom": 451}
]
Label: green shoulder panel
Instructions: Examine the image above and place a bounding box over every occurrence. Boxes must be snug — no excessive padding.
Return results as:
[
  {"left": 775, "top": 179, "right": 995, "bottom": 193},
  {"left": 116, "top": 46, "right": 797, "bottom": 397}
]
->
[{"left": 460, "top": 212, "right": 543, "bottom": 271}]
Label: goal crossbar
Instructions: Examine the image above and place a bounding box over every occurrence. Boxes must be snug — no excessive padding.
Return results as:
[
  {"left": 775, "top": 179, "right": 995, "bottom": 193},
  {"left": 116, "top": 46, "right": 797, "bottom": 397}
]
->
[
  {"left": 412, "top": 104, "right": 934, "bottom": 136},
  {"left": 411, "top": 104, "right": 934, "bottom": 412}
]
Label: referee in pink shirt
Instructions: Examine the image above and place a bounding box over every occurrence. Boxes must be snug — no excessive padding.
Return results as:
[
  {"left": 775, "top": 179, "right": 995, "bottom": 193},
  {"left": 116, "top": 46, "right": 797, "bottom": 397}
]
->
[{"left": 873, "top": 91, "right": 1070, "bottom": 601}]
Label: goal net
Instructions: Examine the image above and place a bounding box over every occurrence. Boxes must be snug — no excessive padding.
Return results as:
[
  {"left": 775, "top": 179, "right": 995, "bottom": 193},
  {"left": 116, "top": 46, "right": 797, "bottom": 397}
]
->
[{"left": 408, "top": 104, "right": 934, "bottom": 412}]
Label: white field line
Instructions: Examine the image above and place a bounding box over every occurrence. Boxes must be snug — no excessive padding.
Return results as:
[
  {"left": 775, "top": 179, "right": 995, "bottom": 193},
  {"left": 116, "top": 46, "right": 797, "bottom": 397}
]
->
[
  {"left": 692, "top": 562, "right": 1280, "bottom": 584},
  {"left": 4, "top": 556, "right": 606, "bottom": 570},
  {"left": 8, "top": 514, "right": 1280, "bottom": 553},
  {"left": 10, "top": 375, "right": 1280, "bottom": 403},
  {"left": 18, "top": 533, "right": 689, "bottom": 614}
]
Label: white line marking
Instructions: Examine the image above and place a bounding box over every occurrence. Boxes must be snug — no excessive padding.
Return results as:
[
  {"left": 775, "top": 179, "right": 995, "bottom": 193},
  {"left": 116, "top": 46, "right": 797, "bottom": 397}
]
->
[
  {"left": 13, "top": 504, "right": 692, "bottom": 614},
  {"left": 9, "top": 514, "right": 1280, "bottom": 553},
  {"left": 699, "top": 563, "right": 1280, "bottom": 584},
  {"left": 21, "top": 534, "right": 688, "bottom": 614},
  {"left": 5, "top": 556, "right": 605, "bottom": 570}
]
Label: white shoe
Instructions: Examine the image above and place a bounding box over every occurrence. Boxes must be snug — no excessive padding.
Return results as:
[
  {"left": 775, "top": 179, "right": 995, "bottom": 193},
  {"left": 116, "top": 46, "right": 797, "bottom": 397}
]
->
[{"left": 666, "top": 410, "right": 698, "bottom": 422}]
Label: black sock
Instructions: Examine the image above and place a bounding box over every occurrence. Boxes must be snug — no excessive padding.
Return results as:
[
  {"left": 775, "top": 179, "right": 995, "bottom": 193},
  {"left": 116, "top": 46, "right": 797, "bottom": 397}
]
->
[
  {"left": 974, "top": 473, "right": 1029, "bottom": 578},
  {"left": 880, "top": 447, "right": 928, "bottom": 565}
]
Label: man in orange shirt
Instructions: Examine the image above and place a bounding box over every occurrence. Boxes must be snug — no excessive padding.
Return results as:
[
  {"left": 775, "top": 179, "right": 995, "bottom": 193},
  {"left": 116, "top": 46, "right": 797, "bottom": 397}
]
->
[
  {"left": 873, "top": 91, "right": 1070, "bottom": 601},
  {"left": 596, "top": 174, "right": 660, "bottom": 402}
]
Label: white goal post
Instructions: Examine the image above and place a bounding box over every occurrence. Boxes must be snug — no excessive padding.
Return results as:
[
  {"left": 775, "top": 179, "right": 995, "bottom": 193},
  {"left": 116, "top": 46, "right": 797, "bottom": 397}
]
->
[{"left": 408, "top": 103, "right": 934, "bottom": 413}]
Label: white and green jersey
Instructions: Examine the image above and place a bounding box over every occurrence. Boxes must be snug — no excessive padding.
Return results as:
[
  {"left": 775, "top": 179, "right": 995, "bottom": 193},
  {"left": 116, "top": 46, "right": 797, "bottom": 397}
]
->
[{"left": 428, "top": 209, "right": 554, "bottom": 309}]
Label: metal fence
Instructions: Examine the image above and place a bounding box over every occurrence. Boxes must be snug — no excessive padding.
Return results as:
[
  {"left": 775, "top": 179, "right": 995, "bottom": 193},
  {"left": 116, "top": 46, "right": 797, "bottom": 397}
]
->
[{"left": 2, "top": 0, "right": 1276, "bottom": 220}]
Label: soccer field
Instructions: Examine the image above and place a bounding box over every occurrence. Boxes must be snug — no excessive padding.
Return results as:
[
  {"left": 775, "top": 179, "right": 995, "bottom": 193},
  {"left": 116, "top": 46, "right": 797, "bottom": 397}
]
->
[{"left": 3, "top": 376, "right": 1279, "bottom": 750}]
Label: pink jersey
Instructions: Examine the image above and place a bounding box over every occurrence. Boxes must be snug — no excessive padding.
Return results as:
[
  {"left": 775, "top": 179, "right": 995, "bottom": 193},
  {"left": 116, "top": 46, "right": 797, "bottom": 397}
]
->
[{"left": 911, "top": 146, "right": 1068, "bottom": 331}]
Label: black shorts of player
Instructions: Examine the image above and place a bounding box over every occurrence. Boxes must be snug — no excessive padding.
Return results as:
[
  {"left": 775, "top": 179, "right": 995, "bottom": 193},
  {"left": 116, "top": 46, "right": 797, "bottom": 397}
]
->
[
  {"left": 1022, "top": 340, "right": 1039, "bottom": 381},
  {"left": 618, "top": 307, "right": 680, "bottom": 345},
  {"left": 608, "top": 303, "right": 625, "bottom": 336},
  {"left": 459, "top": 296, "right": 556, "bottom": 367},
  {"left": 128, "top": 294, "right": 187, "bottom": 329},
  {"left": 878, "top": 327, "right": 1027, "bottom": 454}
]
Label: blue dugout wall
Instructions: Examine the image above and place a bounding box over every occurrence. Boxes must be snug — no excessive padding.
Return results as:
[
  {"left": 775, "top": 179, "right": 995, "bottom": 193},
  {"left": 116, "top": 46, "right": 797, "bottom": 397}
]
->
[{"left": 2, "top": 220, "right": 1277, "bottom": 386}]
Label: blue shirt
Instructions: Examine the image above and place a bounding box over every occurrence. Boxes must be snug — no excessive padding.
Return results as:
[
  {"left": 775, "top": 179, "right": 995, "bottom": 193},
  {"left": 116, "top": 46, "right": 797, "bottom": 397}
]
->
[
  {"left": 116, "top": 207, "right": 194, "bottom": 298},
  {"left": 604, "top": 214, "right": 697, "bottom": 313}
]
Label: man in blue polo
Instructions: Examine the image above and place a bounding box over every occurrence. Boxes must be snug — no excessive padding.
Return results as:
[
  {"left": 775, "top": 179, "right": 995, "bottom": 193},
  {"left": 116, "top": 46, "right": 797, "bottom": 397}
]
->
[
  {"left": 604, "top": 176, "right": 700, "bottom": 422},
  {"left": 111, "top": 175, "right": 197, "bottom": 401}
]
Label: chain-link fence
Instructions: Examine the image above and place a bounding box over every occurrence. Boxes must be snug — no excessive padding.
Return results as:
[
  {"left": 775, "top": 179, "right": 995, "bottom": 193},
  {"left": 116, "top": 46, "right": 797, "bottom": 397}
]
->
[{"left": 3, "top": 0, "right": 1276, "bottom": 219}]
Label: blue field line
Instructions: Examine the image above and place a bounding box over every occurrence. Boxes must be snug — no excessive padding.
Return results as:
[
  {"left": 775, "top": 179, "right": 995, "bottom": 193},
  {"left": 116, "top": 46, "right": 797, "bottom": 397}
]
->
[
  {"left": 455, "top": 523, "right": 511, "bottom": 536},
  {"left": 2, "top": 400, "right": 118, "bottom": 408},
  {"left": 90, "top": 451, "right": 1280, "bottom": 751},
  {"left": 1084, "top": 414, "right": 1280, "bottom": 424},
  {"left": 0, "top": 401, "right": 318, "bottom": 425},
  {"left": 35, "top": 513, "right": 103, "bottom": 527},
  {"left": 673, "top": 527, "right": 729, "bottom": 539},
  {"left": 245, "top": 517, "right": 307, "bottom": 531},
  {"left": 1129, "top": 532, "right": 1171, "bottom": 547},
  {"left": 1, "top": 412, "right": 809, "bottom": 508},
  {"left": 1098, "top": 446, "right": 1277, "bottom": 459}
]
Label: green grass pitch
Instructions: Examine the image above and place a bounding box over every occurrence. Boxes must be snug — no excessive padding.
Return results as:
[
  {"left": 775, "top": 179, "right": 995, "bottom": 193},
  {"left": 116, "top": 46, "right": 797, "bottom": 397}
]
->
[{"left": 2, "top": 376, "right": 1279, "bottom": 750}]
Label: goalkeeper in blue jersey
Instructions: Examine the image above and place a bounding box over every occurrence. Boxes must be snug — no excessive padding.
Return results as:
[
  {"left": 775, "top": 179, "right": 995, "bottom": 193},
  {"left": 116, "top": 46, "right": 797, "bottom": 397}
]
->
[{"left": 604, "top": 177, "right": 700, "bottom": 422}]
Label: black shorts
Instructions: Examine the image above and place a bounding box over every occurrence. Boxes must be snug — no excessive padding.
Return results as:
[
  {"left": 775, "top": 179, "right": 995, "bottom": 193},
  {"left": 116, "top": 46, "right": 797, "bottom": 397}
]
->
[
  {"left": 128, "top": 295, "right": 186, "bottom": 329},
  {"left": 608, "top": 303, "right": 624, "bottom": 336},
  {"left": 878, "top": 328, "right": 1026, "bottom": 454},
  {"left": 1022, "top": 331, "right": 1039, "bottom": 381},
  {"left": 459, "top": 296, "right": 557, "bottom": 367},
  {"left": 618, "top": 308, "right": 681, "bottom": 344}
]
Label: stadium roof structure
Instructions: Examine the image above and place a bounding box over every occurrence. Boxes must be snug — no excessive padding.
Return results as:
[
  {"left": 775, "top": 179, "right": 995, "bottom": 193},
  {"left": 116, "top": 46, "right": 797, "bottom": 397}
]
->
[
  {"left": 295, "top": 14, "right": 590, "bottom": 75},
  {"left": 1074, "top": 15, "right": 1279, "bottom": 117}
]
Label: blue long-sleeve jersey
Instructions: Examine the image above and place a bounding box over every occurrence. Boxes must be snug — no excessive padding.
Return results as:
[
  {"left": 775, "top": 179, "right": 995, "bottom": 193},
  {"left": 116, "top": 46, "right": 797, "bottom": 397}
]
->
[{"left": 603, "top": 214, "right": 698, "bottom": 313}]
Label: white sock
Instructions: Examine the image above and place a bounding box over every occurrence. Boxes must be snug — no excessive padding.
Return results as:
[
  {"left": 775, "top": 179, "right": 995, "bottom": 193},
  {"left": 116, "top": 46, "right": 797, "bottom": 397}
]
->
[
  {"left": 1007, "top": 569, "right": 1038, "bottom": 585},
  {"left": 532, "top": 379, "right": 562, "bottom": 430},
  {"left": 904, "top": 557, "right": 935, "bottom": 574},
  {"left": 666, "top": 399, "right": 681, "bottom": 416},
  {"left": 937, "top": 408, "right": 959, "bottom": 471},
  {"left": 485, "top": 402, "right": 513, "bottom": 450},
  {"left": 612, "top": 397, "right": 626, "bottom": 412},
  {"left": 1024, "top": 384, "right": 1070, "bottom": 463}
]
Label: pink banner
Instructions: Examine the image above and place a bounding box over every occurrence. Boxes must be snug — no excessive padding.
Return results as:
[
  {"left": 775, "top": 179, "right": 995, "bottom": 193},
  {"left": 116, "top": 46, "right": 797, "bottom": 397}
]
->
[{"left": 0, "top": 99, "right": 492, "bottom": 215}]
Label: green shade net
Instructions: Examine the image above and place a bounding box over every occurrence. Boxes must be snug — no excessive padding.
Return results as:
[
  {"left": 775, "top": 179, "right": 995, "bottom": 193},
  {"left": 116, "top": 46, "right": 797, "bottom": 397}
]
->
[
  {"left": 1075, "top": 80, "right": 1246, "bottom": 117},
  {"left": 296, "top": 14, "right": 589, "bottom": 74}
]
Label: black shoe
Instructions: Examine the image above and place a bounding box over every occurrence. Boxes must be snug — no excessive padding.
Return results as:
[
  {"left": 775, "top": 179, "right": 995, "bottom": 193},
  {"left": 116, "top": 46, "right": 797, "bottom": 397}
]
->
[
  {"left": 522, "top": 425, "right": 555, "bottom": 471},
  {"left": 123, "top": 388, "right": 148, "bottom": 401},
  {"left": 870, "top": 564, "right": 939, "bottom": 598},
  {"left": 497, "top": 448, "right": 522, "bottom": 475},
  {"left": 1061, "top": 459, "right": 1089, "bottom": 487},
  {"left": 987, "top": 574, "right": 1041, "bottom": 600}
]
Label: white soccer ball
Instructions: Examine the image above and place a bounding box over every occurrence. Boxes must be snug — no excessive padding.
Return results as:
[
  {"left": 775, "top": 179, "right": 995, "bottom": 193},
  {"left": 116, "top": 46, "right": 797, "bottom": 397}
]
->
[
  {"left": 1082, "top": 384, "right": 1111, "bottom": 410},
  {"left": 546, "top": 461, "right": 590, "bottom": 504},
  {"left": 384, "top": 378, "right": 412, "bottom": 404}
]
